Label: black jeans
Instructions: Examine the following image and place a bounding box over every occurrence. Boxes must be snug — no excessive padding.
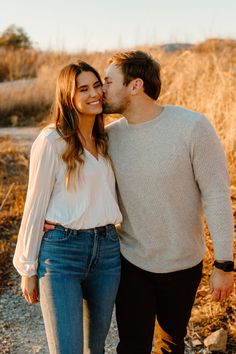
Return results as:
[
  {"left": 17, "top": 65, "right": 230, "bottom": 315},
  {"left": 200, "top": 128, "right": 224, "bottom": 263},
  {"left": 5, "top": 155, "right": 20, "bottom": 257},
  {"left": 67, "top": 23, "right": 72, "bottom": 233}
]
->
[{"left": 116, "top": 255, "right": 202, "bottom": 354}]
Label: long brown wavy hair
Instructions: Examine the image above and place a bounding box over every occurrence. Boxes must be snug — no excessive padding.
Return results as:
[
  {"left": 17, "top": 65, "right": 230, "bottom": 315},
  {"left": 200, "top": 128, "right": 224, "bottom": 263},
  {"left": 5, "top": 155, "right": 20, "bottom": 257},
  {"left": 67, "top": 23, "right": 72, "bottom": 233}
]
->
[{"left": 53, "top": 61, "right": 108, "bottom": 188}]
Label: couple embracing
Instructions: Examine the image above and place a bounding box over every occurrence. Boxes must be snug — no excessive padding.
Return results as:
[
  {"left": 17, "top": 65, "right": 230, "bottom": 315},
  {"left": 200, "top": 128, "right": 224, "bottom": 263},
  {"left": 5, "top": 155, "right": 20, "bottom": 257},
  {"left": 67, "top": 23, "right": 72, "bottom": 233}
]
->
[{"left": 14, "top": 50, "right": 234, "bottom": 354}]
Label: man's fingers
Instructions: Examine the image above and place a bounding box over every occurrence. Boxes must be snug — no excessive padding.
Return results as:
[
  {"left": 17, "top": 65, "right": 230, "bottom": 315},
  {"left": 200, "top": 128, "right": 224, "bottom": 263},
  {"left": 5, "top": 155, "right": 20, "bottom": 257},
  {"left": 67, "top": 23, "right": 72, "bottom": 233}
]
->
[
  {"left": 43, "top": 222, "right": 56, "bottom": 232},
  {"left": 209, "top": 269, "right": 234, "bottom": 302},
  {"left": 211, "top": 287, "right": 233, "bottom": 302},
  {"left": 226, "top": 287, "right": 234, "bottom": 299},
  {"left": 211, "top": 289, "right": 221, "bottom": 302},
  {"left": 219, "top": 291, "right": 227, "bottom": 302}
]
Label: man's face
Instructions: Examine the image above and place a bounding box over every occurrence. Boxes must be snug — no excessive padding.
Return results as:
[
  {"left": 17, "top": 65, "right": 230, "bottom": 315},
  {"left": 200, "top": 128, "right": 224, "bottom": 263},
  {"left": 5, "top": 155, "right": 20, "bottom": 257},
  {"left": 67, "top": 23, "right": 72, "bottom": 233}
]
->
[{"left": 103, "top": 64, "right": 130, "bottom": 114}]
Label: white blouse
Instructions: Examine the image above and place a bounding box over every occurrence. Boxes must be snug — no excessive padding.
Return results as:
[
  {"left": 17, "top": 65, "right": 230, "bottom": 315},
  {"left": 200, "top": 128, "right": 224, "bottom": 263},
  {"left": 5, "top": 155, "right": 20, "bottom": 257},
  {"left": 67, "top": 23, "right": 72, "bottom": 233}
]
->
[{"left": 13, "top": 126, "right": 122, "bottom": 276}]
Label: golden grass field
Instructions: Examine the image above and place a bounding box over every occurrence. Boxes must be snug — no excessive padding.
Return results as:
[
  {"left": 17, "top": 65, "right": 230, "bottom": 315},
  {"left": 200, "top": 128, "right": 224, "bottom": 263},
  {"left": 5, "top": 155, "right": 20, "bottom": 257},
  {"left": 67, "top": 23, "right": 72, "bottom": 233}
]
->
[{"left": 0, "top": 38, "right": 235, "bottom": 352}]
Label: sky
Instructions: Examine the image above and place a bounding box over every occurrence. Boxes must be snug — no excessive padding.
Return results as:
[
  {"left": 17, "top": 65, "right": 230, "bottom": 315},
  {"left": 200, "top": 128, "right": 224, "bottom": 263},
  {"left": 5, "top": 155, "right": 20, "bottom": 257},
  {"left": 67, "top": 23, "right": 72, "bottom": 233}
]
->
[{"left": 0, "top": 0, "right": 236, "bottom": 52}]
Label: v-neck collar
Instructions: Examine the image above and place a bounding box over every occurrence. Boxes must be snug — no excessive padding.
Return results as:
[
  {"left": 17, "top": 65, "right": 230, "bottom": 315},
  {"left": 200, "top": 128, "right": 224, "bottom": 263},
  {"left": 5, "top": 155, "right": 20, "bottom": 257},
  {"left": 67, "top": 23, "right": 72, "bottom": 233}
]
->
[{"left": 84, "top": 148, "right": 100, "bottom": 161}]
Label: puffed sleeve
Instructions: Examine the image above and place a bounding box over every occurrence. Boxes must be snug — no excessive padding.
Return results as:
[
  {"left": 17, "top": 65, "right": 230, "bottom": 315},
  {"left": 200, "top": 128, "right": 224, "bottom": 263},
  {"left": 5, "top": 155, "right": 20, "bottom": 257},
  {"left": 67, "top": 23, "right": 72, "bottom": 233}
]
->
[{"left": 13, "top": 131, "right": 57, "bottom": 276}]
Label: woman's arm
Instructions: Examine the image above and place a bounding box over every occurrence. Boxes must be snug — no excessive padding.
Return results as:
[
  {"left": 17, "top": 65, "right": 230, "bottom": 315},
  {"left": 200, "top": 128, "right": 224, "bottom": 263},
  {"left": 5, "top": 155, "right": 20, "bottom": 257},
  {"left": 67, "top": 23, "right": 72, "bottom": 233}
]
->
[{"left": 13, "top": 131, "right": 57, "bottom": 277}]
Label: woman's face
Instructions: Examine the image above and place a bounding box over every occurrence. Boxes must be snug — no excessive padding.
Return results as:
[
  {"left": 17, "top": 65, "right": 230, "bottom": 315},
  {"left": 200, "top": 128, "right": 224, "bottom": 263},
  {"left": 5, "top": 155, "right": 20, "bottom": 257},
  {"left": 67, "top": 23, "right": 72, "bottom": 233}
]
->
[{"left": 73, "top": 71, "right": 103, "bottom": 116}]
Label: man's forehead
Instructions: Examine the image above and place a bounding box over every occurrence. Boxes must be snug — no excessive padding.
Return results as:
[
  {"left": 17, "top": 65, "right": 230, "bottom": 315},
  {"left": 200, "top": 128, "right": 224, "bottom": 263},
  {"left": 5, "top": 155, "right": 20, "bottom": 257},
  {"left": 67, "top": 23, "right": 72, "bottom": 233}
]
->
[{"left": 105, "top": 64, "right": 122, "bottom": 77}]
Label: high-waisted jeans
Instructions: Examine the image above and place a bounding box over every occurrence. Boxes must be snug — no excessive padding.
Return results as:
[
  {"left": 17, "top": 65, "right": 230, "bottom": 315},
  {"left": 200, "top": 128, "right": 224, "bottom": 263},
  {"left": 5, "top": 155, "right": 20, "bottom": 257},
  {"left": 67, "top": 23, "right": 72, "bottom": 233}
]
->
[{"left": 37, "top": 224, "right": 121, "bottom": 354}]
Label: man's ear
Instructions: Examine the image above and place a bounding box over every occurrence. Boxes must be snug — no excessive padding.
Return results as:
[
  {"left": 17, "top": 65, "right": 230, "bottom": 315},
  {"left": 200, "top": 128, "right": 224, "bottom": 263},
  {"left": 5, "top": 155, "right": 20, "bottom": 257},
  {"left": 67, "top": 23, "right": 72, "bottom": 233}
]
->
[{"left": 129, "top": 78, "right": 144, "bottom": 95}]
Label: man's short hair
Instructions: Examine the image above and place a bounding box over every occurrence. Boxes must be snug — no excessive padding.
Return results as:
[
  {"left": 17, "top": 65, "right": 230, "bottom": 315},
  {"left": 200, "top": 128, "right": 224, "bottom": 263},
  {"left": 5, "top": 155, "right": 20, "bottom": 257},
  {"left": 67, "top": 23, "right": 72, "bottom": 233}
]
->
[{"left": 108, "top": 50, "right": 161, "bottom": 100}]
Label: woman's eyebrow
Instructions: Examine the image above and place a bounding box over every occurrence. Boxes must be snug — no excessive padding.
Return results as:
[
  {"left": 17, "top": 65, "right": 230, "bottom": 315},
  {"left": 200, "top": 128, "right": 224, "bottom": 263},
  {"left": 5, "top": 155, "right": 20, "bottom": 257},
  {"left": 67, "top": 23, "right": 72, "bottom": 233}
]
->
[
  {"left": 78, "top": 80, "right": 100, "bottom": 89},
  {"left": 78, "top": 84, "right": 88, "bottom": 89}
]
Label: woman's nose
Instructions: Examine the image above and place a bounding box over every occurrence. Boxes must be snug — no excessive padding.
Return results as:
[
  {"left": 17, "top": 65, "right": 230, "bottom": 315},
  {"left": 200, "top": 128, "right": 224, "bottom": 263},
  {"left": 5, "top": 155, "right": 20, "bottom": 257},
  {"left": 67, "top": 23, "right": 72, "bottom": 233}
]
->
[{"left": 90, "top": 88, "right": 98, "bottom": 97}]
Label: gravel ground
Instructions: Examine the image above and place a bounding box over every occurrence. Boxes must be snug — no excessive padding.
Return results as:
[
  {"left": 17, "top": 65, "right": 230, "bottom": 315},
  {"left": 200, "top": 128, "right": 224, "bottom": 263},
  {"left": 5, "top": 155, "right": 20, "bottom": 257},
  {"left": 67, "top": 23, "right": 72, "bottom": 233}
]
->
[{"left": 0, "top": 259, "right": 119, "bottom": 354}]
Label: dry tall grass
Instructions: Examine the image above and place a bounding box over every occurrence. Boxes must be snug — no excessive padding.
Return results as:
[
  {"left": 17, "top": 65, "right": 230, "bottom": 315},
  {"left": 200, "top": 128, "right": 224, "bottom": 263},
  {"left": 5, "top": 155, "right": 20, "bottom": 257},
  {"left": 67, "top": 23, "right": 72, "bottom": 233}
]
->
[
  {"left": 0, "top": 39, "right": 235, "bottom": 184},
  {"left": 0, "top": 48, "right": 113, "bottom": 125},
  {"left": 0, "top": 137, "right": 29, "bottom": 287}
]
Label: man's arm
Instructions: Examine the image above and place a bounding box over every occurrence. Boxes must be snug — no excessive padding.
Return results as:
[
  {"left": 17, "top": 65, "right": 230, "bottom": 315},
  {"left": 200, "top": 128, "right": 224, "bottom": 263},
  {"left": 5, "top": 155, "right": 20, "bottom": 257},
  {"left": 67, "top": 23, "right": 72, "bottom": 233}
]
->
[{"left": 190, "top": 116, "right": 234, "bottom": 301}]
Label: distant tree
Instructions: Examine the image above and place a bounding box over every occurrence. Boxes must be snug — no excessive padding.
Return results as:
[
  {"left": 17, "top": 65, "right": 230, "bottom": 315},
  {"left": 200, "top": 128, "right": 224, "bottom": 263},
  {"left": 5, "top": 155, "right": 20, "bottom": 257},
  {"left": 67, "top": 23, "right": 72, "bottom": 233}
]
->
[{"left": 0, "top": 25, "right": 32, "bottom": 48}]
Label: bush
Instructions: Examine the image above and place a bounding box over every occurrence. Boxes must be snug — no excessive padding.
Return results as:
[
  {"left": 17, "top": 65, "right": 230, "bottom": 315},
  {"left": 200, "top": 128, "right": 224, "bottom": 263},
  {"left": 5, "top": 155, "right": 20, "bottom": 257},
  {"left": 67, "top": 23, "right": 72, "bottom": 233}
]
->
[{"left": 0, "top": 25, "right": 32, "bottom": 49}]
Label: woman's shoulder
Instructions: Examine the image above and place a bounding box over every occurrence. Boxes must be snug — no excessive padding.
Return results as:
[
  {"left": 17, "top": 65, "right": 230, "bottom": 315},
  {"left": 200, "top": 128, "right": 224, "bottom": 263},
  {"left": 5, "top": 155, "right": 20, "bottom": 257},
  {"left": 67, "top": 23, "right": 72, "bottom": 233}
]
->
[
  {"left": 31, "top": 124, "right": 64, "bottom": 153},
  {"left": 37, "top": 124, "right": 61, "bottom": 142}
]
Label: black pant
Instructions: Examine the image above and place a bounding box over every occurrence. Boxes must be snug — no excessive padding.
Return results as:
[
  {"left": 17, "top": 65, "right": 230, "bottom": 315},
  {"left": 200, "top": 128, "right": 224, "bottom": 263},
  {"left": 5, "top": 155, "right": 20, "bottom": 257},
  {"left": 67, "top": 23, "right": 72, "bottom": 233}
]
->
[{"left": 116, "top": 256, "right": 202, "bottom": 354}]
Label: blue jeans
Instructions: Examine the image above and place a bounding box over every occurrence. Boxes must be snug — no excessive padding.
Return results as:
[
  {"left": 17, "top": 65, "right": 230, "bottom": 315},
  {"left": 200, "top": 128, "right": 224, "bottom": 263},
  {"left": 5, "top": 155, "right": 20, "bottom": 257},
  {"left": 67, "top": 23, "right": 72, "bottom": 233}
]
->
[{"left": 38, "top": 224, "right": 121, "bottom": 354}]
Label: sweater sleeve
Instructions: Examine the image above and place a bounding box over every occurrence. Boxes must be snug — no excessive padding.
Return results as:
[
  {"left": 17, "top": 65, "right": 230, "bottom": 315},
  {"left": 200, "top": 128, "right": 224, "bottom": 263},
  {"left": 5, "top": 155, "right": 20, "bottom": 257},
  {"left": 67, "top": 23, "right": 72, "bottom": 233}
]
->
[
  {"left": 190, "top": 116, "right": 234, "bottom": 261},
  {"left": 13, "top": 133, "right": 57, "bottom": 276}
]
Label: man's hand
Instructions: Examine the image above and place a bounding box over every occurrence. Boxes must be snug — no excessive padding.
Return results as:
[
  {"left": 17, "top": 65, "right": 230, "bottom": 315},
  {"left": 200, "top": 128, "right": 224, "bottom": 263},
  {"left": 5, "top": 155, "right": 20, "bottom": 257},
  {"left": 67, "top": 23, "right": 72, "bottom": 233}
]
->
[
  {"left": 43, "top": 220, "right": 56, "bottom": 232},
  {"left": 209, "top": 267, "right": 234, "bottom": 301},
  {"left": 21, "top": 275, "right": 39, "bottom": 304}
]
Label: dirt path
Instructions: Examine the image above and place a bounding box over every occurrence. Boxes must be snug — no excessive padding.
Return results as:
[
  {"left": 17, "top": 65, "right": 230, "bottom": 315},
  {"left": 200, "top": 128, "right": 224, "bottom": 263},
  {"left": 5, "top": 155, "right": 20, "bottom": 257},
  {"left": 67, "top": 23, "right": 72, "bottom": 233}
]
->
[
  {"left": 0, "top": 127, "right": 38, "bottom": 137},
  {"left": 0, "top": 79, "right": 36, "bottom": 92},
  {"left": 0, "top": 127, "right": 39, "bottom": 149}
]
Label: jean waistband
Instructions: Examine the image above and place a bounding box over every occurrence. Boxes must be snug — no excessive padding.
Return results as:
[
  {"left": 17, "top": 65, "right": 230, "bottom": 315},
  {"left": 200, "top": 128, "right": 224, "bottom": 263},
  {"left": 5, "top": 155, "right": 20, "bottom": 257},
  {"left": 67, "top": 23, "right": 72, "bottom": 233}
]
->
[{"left": 54, "top": 224, "right": 115, "bottom": 236}]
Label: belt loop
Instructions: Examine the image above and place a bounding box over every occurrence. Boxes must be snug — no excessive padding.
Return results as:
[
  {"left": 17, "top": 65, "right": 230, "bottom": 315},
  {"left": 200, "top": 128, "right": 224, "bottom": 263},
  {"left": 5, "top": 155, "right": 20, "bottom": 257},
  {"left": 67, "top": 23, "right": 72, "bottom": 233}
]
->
[{"left": 63, "top": 226, "right": 71, "bottom": 236}]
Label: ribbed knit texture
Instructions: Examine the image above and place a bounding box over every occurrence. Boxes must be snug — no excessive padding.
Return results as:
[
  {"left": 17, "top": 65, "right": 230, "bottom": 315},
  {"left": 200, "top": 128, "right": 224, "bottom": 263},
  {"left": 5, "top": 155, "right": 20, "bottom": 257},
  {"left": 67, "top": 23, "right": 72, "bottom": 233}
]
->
[{"left": 107, "top": 105, "right": 234, "bottom": 273}]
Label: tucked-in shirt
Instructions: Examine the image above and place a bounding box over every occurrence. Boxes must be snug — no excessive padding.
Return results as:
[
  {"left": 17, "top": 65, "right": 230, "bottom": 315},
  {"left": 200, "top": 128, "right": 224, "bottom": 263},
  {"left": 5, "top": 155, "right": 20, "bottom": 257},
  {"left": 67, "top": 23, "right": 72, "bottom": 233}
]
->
[
  {"left": 107, "top": 105, "right": 234, "bottom": 273},
  {"left": 13, "top": 125, "right": 122, "bottom": 276}
]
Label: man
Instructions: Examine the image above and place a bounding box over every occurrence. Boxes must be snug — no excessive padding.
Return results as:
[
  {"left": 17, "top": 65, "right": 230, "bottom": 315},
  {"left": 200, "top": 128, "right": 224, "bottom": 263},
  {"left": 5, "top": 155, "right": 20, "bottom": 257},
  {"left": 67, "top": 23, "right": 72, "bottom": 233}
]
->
[{"left": 102, "top": 50, "right": 234, "bottom": 354}]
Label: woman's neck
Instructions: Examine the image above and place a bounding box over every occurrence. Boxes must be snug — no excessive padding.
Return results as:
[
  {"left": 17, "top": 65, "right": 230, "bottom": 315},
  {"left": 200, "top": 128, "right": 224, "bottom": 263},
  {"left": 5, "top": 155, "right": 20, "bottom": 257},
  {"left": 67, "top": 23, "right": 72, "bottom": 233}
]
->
[{"left": 78, "top": 115, "right": 96, "bottom": 142}]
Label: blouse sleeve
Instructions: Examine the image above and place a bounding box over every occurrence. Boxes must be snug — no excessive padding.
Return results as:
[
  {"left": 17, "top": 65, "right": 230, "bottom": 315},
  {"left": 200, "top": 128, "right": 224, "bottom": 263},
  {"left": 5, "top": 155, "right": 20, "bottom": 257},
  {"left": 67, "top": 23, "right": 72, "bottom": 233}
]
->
[{"left": 13, "top": 132, "right": 57, "bottom": 276}]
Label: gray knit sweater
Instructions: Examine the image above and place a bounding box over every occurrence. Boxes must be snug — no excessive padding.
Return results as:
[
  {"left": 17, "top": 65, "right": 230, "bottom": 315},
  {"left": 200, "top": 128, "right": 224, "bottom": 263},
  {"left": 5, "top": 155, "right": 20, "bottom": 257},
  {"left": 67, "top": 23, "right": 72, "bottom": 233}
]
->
[{"left": 107, "top": 105, "right": 234, "bottom": 273}]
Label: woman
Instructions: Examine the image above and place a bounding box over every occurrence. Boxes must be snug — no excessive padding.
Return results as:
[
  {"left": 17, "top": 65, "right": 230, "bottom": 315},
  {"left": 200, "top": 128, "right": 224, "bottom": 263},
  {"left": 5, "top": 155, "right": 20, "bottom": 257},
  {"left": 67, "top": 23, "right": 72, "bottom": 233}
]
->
[{"left": 13, "top": 61, "right": 122, "bottom": 354}]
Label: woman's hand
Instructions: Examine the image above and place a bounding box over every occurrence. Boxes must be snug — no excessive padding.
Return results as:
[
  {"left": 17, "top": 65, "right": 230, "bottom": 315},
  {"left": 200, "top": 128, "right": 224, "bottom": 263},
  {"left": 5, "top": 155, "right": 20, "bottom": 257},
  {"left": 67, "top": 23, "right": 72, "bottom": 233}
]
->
[{"left": 21, "top": 275, "right": 39, "bottom": 304}]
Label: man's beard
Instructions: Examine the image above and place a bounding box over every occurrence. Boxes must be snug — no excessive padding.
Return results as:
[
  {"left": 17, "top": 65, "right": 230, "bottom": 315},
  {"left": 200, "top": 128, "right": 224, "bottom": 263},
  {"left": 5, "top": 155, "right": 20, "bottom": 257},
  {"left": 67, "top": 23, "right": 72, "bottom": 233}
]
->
[
  {"left": 103, "top": 97, "right": 129, "bottom": 114},
  {"left": 103, "top": 102, "right": 120, "bottom": 114}
]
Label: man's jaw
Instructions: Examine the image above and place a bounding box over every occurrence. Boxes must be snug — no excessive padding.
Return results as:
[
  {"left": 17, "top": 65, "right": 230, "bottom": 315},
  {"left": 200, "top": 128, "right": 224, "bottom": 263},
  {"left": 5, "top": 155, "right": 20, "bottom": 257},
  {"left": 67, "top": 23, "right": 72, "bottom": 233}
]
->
[{"left": 103, "top": 103, "right": 112, "bottom": 114}]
